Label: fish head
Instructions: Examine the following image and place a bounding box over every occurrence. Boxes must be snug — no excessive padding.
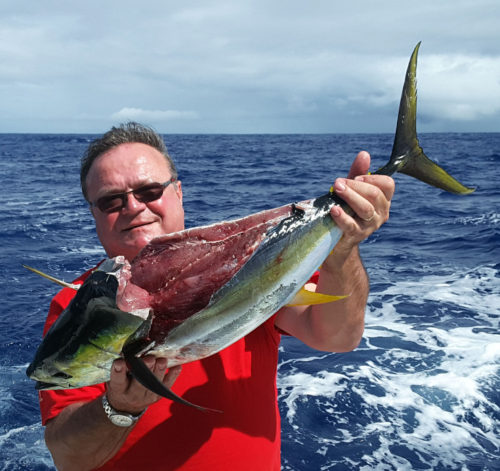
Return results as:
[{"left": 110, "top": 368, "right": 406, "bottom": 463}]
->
[{"left": 27, "top": 257, "right": 152, "bottom": 389}]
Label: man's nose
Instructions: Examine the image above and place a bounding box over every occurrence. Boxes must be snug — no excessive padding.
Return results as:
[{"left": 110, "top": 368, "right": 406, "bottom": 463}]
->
[{"left": 123, "top": 192, "right": 147, "bottom": 211}]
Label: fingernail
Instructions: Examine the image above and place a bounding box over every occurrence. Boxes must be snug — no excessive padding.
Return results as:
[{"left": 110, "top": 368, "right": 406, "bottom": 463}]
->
[
  {"left": 355, "top": 176, "right": 365, "bottom": 182},
  {"left": 335, "top": 179, "right": 346, "bottom": 192},
  {"left": 171, "top": 366, "right": 182, "bottom": 379},
  {"left": 114, "top": 364, "right": 123, "bottom": 373},
  {"left": 331, "top": 206, "right": 341, "bottom": 217}
]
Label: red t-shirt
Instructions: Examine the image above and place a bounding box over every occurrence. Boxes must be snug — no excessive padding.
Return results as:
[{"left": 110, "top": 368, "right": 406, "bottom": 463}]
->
[{"left": 38, "top": 267, "right": 283, "bottom": 470}]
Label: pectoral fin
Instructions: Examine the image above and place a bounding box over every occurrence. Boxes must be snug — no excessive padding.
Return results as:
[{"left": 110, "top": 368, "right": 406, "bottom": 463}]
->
[
  {"left": 286, "top": 287, "right": 348, "bottom": 307},
  {"left": 122, "top": 343, "right": 221, "bottom": 413}
]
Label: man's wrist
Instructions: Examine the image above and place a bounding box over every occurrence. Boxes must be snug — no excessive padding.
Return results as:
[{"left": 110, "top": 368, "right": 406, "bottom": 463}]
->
[
  {"left": 101, "top": 394, "right": 146, "bottom": 428},
  {"left": 322, "top": 241, "right": 360, "bottom": 273}
]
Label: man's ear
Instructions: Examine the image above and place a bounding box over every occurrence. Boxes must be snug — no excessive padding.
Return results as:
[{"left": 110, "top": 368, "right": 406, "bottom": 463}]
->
[{"left": 175, "top": 180, "right": 183, "bottom": 204}]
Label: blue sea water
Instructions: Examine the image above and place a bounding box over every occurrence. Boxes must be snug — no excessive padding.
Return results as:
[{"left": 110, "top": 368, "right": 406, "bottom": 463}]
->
[{"left": 0, "top": 132, "right": 499, "bottom": 470}]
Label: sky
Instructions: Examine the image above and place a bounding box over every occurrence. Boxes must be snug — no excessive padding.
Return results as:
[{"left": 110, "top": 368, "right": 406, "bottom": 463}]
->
[{"left": 1, "top": 0, "right": 499, "bottom": 134}]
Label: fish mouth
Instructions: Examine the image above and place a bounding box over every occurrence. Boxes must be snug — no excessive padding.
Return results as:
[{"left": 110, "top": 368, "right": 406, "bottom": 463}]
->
[{"left": 35, "top": 379, "right": 69, "bottom": 390}]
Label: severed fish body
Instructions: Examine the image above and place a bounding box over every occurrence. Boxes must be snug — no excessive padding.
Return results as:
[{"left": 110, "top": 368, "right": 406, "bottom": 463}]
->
[{"left": 26, "top": 43, "right": 474, "bottom": 409}]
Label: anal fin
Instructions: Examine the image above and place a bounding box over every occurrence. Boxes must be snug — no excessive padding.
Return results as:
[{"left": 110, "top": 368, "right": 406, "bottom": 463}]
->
[{"left": 286, "top": 287, "right": 348, "bottom": 307}]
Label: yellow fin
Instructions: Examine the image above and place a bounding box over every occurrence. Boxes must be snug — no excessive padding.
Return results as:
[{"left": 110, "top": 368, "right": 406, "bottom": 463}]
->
[
  {"left": 286, "top": 287, "right": 348, "bottom": 306},
  {"left": 23, "top": 265, "right": 80, "bottom": 290}
]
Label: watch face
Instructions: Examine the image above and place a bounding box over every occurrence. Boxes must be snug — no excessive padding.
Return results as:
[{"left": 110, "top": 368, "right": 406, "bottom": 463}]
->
[{"left": 110, "top": 414, "right": 134, "bottom": 428}]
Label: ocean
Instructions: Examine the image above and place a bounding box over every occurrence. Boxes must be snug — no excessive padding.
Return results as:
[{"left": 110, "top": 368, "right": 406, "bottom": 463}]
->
[{"left": 0, "top": 132, "right": 498, "bottom": 470}]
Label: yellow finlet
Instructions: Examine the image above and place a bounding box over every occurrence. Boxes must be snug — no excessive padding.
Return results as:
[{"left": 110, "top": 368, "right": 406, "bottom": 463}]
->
[
  {"left": 23, "top": 265, "right": 80, "bottom": 290},
  {"left": 286, "top": 286, "right": 348, "bottom": 307}
]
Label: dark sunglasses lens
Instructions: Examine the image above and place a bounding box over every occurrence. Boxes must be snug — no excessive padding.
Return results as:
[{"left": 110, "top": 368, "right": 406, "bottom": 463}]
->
[
  {"left": 97, "top": 195, "right": 125, "bottom": 213},
  {"left": 133, "top": 184, "right": 165, "bottom": 203},
  {"left": 95, "top": 182, "right": 168, "bottom": 213}
]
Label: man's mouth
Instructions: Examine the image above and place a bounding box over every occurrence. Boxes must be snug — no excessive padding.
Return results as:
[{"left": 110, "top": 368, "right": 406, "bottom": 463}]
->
[{"left": 123, "top": 221, "right": 155, "bottom": 232}]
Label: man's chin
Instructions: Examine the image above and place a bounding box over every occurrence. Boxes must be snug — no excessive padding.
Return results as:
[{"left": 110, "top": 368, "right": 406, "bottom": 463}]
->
[
  {"left": 117, "top": 231, "right": 157, "bottom": 260},
  {"left": 113, "top": 223, "right": 181, "bottom": 259}
]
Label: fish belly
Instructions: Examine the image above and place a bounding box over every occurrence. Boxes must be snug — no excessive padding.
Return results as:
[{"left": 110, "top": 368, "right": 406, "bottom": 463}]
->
[{"left": 154, "top": 215, "right": 342, "bottom": 366}]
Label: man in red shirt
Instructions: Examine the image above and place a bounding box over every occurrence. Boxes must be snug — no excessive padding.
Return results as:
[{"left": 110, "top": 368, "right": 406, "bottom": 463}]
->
[{"left": 39, "top": 122, "right": 394, "bottom": 470}]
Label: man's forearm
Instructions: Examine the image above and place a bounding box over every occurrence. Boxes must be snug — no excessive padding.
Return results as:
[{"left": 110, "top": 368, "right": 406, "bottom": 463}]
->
[
  {"left": 45, "top": 396, "right": 132, "bottom": 471},
  {"left": 309, "top": 241, "right": 369, "bottom": 352}
]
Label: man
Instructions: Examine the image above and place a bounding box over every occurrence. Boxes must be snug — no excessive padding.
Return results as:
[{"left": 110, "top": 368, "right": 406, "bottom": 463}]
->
[{"left": 39, "top": 122, "right": 394, "bottom": 470}]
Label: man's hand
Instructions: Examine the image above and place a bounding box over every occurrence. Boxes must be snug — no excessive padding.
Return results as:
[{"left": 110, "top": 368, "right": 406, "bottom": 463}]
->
[
  {"left": 44, "top": 358, "right": 181, "bottom": 471},
  {"left": 328, "top": 150, "right": 395, "bottom": 259},
  {"left": 275, "top": 150, "right": 395, "bottom": 353},
  {"left": 106, "top": 357, "right": 182, "bottom": 414}
]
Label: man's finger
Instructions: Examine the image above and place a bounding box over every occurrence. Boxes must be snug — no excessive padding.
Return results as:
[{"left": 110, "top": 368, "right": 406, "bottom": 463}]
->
[
  {"left": 163, "top": 366, "right": 182, "bottom": 389},
  {"left": 354, "top": 174, "right": 395, "bottom": 202},
  {"left": 334, "top": 178, "right": 378, "bottom": 221},
  {"left": 153, "top": 357, "right": 168, "bottom": 379},
  {"left": 109, "top": 358, "right": 130, "bottom": 394},
  {"left": 347, "top": 151, "right": 371, "bottom": 179}
]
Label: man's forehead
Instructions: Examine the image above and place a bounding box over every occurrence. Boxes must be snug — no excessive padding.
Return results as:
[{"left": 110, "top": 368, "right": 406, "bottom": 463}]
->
[
  {"left": 86, "top": 143, "right": 172, "bottom": 192},
  {"left": 101, "top": 142, "right": 167, "bottom": 162},
  {"left": 93, "top": 144, "right": 170, "bottom": 172}
]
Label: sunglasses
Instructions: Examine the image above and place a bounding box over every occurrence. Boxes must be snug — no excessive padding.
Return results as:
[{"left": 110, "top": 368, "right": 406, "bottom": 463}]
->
[{"left": 90, "top": 178, "right": 177, "bottom": 213}]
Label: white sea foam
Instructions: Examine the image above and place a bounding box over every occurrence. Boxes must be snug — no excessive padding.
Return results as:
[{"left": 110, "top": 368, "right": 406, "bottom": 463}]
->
[
  {"left": 0, "top": 423, "right": 53, "bottom": 471},
  {"left": 279, "top": 370, "right": 349, "bottom": 424},
  {"left": 278, "top": 264, "right": 500, "bottom": 469},
  {"left": 375, "top": 265, "right": 500, "bottom": 317},
  {"left": 455, "top": 212, "right": 500, "bottom": 226},
  {"left": 0, "top": 364, "right": 53, "bottom": 469}
]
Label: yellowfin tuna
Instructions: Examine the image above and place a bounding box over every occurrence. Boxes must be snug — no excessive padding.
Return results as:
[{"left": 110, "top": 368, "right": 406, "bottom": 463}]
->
[{"left": 26, "top": 43, "right": 474, "bottom": 410}]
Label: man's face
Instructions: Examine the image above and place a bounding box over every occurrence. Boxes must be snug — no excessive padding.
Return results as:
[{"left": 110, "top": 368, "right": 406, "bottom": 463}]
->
[{"left": 85, "top": 142, "right": 185, "bottom": 261}]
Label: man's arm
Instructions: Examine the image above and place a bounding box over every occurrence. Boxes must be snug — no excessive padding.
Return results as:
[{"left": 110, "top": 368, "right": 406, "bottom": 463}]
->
[
  {"left": 275, "top": 151, "right": 395, "bottom": 352},
  {"left": 44, "top": 358, "right": 180, "bottom": 471}
]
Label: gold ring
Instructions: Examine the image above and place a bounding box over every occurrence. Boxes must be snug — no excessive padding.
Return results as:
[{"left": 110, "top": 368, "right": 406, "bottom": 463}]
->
[{"left": 361, "top": 213, "right": 375, "bottom": 222}]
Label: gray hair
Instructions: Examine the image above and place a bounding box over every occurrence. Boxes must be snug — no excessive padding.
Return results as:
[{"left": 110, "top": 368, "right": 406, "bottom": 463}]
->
[{"left": 80, "top": 122, "right": 178, "bottom": 200}]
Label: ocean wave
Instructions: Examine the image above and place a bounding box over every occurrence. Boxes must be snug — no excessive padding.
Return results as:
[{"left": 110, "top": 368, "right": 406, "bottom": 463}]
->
[
  {"left": 278, "top": 264, "right": 499, "bottom": 470},
  {"left": 455, "top": 211, "right": 500, "bottom": 226},
  {"left": 3, "top": 132, "right": 499, "bottom": 470},
  {"left": 0, "top": 423, "right": 53, "bottom": 471}
]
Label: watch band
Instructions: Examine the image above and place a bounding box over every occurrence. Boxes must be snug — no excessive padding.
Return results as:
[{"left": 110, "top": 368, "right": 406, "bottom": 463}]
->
[{"left": 102, "top": 394, "right": 146, "bottom": 428}]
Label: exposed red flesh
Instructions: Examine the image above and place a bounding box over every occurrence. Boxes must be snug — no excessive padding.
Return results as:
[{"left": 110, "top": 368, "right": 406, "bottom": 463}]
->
[{"left": 128, "top": 206, "right": 291, "bottom": 340}]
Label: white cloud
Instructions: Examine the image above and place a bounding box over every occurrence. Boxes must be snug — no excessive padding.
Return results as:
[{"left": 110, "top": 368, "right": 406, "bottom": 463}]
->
[
  {"left": 418, "top": 54, "right": 500, "bottom": 121},
  {"left": 111, "top": 108, "right": 199, "bottom": 122},
  {"left": 0, "top": 0, "right": 499, "bottom": 132}
]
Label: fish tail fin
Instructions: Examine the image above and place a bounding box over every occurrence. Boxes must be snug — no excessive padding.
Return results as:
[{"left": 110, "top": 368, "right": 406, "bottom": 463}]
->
[
  {"left": 123, "top": 343, "right": 221, "bottom": 413},
  {"left": 374, "top": 42, "right": 475, "bottom": 195},
  {"left": 23, "top": 264, "right": 80, "bottom": 290}
]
